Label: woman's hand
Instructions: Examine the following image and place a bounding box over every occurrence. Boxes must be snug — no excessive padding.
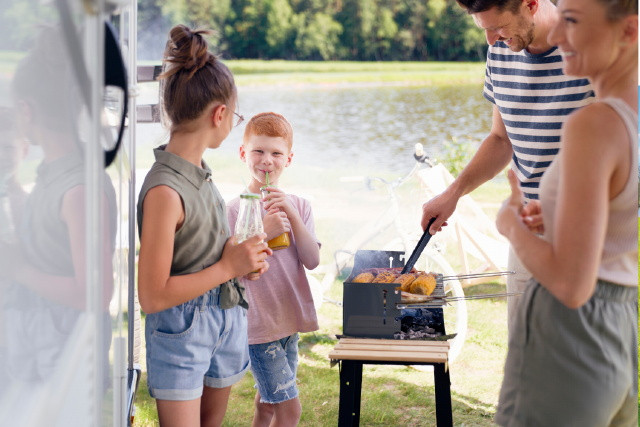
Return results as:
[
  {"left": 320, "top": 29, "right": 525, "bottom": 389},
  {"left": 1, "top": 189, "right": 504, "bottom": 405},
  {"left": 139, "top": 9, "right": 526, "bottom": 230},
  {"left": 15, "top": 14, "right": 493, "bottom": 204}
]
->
[
  {"left": 496, "top": 170, "right": 525, "bottom": 238},
  {"left": 521, "top": 200, "right": 544, "bottom": 234}
]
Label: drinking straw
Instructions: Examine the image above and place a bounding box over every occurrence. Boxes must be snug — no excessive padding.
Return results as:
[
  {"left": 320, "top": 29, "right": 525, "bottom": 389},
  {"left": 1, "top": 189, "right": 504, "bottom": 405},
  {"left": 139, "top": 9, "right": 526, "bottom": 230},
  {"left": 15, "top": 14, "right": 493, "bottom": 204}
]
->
[{"left": 265, "top": 171, "right": 270, "bottom": 186}]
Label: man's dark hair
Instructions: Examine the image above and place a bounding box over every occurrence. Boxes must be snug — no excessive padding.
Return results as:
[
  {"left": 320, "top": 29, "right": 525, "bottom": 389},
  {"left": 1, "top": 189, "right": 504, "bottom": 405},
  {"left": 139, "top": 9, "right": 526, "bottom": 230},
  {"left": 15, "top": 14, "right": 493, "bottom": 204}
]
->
[{"left": 456, "top": 0, "right": 522, "bottom": 14}]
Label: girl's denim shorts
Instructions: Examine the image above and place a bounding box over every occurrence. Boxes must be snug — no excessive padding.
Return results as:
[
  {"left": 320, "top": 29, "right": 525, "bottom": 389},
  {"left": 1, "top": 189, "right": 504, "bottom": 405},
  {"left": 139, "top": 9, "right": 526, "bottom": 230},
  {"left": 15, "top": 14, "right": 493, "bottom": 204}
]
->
[
  {"left": 249, "top": 333, "right": 300, "bottom": 404},
  {"left": 145, "top": 287, "right": 250, "bottom": 401}
]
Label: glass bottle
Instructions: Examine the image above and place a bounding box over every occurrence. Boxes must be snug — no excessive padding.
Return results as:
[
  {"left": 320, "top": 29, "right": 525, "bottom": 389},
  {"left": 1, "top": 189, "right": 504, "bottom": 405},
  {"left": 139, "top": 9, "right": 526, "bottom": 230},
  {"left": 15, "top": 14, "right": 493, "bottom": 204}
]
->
[
  {"left": 234, "top": 193, "right": 264, "bottom": 243},
  {"left": 260, "top": 186, "right": 290, "bottom": 250}
]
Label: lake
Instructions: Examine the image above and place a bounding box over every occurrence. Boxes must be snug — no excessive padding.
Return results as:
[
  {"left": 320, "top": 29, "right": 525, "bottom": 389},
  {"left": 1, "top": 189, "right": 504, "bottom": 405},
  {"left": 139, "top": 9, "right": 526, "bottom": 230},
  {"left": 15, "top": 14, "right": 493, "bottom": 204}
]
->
[{"left": 137, "top": 82, "right": 492, "bottom": 175}]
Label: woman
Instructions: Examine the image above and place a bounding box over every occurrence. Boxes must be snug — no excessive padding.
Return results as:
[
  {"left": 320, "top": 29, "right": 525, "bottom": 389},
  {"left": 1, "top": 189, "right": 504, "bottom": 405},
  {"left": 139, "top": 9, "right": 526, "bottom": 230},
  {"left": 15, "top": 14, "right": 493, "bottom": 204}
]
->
[{"left": 494, "top": 0, "right": 638, "bottom": 424}]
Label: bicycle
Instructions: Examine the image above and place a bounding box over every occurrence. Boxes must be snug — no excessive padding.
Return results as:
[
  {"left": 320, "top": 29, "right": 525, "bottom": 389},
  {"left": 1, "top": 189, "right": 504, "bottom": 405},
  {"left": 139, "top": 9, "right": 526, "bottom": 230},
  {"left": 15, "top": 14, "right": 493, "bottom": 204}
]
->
[
  {"left": 307, "top": 142, "right": 513, "bottom": 363},
  {"left": 308, "top": 143, "right": 474, "bottom": 363}
]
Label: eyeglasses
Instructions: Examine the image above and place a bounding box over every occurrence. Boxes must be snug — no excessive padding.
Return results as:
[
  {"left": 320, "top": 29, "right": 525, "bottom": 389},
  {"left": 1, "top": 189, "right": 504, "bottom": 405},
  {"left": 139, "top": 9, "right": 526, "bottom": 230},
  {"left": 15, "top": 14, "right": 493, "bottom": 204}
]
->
[{"left": 233, "top": 111, "right": 244, "bottom": 127}]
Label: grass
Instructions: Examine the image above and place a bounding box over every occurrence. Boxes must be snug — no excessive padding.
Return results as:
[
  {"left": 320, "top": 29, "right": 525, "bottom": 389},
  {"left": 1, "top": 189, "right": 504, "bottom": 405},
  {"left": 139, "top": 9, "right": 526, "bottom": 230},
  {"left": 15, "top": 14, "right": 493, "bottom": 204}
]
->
[
  {"left": 130, "top": 102, "right": 512, "bottom": 424},
  {"left": 136, "top": 59, "right": 486, "bottom": 87},
  {"left": 132, "top": 279, "right": 508, "bottom": 426}
]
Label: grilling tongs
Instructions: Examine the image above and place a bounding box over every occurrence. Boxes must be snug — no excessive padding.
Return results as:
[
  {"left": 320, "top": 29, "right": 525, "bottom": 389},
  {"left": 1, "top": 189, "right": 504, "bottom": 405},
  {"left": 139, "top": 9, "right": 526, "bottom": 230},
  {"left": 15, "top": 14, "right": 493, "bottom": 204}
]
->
[
  {"left": 402, "top": 219, "right": 514, "bottom": 281},
  {"left": 401, "top": 218, "right": 437, "bottom": 274}
]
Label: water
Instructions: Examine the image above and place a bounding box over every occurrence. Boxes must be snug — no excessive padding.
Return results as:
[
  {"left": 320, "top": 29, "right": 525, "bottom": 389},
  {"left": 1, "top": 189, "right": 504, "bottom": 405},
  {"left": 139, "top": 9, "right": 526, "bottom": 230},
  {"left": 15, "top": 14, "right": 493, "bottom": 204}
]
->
[{"left": 137, "top": 83, "right": 491, "bottom": 175}]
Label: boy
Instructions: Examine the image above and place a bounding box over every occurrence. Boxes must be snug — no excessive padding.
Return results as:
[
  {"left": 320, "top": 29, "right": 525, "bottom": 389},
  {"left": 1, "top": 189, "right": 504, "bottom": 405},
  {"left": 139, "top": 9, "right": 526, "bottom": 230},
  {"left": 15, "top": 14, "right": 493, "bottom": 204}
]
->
[{"left": 227, "top": 112, "right": 320, "bottom": 427}]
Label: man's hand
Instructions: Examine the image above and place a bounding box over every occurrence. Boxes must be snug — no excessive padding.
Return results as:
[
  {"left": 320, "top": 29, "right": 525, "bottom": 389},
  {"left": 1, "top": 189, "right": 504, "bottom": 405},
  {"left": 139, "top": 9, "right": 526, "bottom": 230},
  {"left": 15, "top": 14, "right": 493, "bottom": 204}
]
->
[{"left": 421, "top": 191, "right": 457, "bottom": 235}]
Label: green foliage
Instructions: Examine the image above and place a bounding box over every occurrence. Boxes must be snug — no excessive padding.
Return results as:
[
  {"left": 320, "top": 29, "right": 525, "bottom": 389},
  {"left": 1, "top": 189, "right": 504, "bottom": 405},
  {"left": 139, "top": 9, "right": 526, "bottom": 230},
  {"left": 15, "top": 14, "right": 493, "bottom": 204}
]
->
[
  {"left": 264, "top": 0, "right": 295, "bottom": 55},
  {"left": 439, "top": 137, "right": 477, "bottom": 177},
  {"left": 147, "top": 0, "right": 486, "bottom": 61},
  {"left": 294, "top": 13, "right": 343, "bottom": 60}
]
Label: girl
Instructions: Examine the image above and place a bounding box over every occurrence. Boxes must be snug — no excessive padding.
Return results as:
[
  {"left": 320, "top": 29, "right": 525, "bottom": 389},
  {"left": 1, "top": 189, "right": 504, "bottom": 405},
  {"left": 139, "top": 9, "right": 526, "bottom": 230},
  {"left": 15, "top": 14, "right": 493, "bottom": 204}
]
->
[
  {"left": 494, "top": 0, "right": 637, "bottom": 425},
  {"left": 137, "top": 25, "right": 271, "bottom": 427}
]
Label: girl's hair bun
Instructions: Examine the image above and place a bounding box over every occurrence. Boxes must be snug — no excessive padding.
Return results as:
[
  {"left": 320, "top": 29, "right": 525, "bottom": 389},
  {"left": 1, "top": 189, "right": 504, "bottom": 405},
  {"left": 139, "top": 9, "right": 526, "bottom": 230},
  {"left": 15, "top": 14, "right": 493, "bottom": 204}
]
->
[
  {"left": 158, "top": 24, "right": 236, "bottom": 129},
  {"left": 162, "top": 24, "right": 213, "bottom": 80}
]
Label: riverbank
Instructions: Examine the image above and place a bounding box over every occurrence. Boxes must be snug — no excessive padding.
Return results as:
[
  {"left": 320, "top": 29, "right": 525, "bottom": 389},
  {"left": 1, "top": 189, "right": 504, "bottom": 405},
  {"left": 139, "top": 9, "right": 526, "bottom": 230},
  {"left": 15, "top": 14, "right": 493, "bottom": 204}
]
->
[{"left": 136, "top": 59, "right": 486, "bottom": 87}]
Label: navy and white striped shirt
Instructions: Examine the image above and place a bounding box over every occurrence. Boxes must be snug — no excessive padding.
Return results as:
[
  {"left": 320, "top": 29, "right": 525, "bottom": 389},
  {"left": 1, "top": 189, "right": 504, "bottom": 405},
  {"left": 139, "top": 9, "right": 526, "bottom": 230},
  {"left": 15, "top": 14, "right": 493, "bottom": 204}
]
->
[{"left": 484, "top": 41, "right": 594, "bottom": 200}]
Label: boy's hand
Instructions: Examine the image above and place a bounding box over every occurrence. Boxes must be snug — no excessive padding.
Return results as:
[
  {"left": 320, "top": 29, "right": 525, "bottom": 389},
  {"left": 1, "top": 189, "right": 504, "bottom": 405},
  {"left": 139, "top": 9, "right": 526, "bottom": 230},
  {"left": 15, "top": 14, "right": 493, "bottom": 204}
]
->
[
  {"left": 262, "top": 187, "right": 294, "bottom": 217},
  {"left": 263, "top": 209, "right": 291, "bottom": 240}
]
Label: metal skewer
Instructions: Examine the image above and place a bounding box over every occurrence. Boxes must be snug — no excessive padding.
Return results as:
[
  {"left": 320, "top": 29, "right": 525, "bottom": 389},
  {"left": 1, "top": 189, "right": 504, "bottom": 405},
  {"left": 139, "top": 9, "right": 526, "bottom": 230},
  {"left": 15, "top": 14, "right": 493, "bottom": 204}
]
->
[
  {"left": 441, "top": 271, "right": 515, "bottom": 281},
  {"left": 397, "top": 291, "right": 523, "bottom": 309}
]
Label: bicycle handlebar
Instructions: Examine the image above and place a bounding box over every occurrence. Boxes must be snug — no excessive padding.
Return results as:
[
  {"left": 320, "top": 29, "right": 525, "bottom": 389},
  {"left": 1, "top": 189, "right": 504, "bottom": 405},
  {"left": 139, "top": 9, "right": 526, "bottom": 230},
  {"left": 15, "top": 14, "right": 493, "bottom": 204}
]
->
[
  {"left": 339, "top": 143, "right": 434, "bottom": 192},
  {"left": 414, "top": 142, "right": 435, "bottom": 166}
]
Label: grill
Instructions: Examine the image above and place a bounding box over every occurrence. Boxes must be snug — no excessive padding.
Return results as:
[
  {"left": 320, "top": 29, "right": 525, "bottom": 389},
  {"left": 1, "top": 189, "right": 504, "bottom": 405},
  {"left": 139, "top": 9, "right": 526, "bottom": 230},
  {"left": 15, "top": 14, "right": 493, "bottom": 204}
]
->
[{"left": 342, "top": 249, "right": 448, "bottom": 339}]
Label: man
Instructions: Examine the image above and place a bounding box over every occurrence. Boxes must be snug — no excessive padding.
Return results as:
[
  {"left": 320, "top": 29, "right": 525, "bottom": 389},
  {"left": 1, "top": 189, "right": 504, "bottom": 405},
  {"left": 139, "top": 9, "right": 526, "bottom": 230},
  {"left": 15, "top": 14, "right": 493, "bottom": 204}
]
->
[{"left": 420, "top": 0, "right": 594, "bottom": 333}]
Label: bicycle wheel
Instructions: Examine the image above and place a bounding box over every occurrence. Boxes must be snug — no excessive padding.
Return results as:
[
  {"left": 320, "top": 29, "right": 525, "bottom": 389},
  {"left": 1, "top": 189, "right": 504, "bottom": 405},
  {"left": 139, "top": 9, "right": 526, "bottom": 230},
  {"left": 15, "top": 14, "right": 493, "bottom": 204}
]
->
[{"left": 416, "top": 248, "right": 468, "bottom": 365}]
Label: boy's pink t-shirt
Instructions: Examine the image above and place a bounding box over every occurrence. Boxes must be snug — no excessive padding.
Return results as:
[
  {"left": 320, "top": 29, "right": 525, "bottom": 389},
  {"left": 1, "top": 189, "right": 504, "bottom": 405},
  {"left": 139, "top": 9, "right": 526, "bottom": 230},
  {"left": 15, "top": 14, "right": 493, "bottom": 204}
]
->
[{"left": 227, "top": 193, "right": 320, "bottom": 345}]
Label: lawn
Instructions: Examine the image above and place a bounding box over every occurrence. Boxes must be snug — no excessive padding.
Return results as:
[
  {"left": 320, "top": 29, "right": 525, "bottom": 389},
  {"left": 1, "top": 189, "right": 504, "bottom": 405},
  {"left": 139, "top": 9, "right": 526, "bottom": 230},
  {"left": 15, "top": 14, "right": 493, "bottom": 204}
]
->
[
  {"left": 136, "top": 59, "right": 486, "bottom": 87},
  {"left": 132, "top": 280, "right": 509, "bottom": 427},
  {"left": 131, "top": 162, "right": 512, "bottom": 426}
]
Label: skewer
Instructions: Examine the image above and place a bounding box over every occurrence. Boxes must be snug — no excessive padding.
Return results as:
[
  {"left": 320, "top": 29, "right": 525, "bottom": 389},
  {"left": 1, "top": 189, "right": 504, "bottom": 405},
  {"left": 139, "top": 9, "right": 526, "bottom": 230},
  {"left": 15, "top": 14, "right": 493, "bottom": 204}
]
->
[
  {"left": 437, "top": 291, "right": 523, "bottom": 301},
  {"left": 441, "top": 271, "right": 515, "bottom": 281},
  {"left": 397, "top": 291, "right": 523, "bottom": 309}
]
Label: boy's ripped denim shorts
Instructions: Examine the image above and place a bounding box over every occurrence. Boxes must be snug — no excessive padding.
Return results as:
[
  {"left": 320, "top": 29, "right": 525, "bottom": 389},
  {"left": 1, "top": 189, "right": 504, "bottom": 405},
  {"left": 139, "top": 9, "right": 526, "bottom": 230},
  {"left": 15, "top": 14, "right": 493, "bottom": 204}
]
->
[
  {"left": 145, "top": 287, "right": 250, "bottom": 401},
  {"left": 249, "top": 333, "right": 299, "bottom": 404}
]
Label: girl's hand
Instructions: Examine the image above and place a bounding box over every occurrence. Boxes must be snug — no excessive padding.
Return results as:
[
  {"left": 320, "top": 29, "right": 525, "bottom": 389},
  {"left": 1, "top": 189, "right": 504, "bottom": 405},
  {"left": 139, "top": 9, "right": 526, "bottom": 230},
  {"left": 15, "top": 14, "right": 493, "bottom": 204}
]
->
[
  {"left": 521, "top": 200, "right": 544, "bottom": 234},
  {"left": 222, "top": 234, "right": 272, "bottom": 278},
  {"left": 496, "top": 170, "right": 525, "bottom": 237},
  {"left": 245, "top": 258, "right": 270, "bottom": 281},
  {"left": 263, "top": 209, "right": 291, "bottom": 240}
]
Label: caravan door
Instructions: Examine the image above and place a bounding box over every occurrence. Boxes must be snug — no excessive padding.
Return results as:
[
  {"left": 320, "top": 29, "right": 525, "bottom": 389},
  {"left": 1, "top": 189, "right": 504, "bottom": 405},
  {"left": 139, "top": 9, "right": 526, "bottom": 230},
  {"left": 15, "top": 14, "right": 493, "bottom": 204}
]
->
[{"left": 0, "top": 0, "right": 135, "bottom": 425}]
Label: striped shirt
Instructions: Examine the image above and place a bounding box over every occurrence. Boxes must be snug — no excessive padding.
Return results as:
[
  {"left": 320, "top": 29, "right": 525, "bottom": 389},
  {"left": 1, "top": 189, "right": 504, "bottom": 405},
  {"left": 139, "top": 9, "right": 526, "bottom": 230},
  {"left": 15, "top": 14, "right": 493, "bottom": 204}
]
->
[{"left": 484, "top": 41, "right": 594, "bottom": 200}]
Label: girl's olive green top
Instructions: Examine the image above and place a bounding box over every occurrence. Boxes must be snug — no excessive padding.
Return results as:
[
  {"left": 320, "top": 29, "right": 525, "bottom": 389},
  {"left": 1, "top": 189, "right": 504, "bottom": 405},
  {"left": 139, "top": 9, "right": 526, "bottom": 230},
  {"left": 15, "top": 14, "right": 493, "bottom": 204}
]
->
[{"left": 137, "top": 146, "right": 247, "bottom": 310}]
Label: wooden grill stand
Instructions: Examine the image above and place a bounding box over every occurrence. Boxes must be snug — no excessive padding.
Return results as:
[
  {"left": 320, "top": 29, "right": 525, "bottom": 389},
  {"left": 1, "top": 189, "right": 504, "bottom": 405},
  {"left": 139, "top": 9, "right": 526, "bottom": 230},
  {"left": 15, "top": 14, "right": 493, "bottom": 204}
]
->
[{"left": 329, "top": 338, "right": 453, "bottom": 427}]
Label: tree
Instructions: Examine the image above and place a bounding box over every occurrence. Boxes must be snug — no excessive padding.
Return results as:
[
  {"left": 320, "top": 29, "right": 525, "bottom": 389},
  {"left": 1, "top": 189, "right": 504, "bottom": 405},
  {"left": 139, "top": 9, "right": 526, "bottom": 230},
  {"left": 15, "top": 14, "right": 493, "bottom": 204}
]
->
[
  {"left": 264, "top": 0, "right": 296, "bottom": 57},
  {"left": 425, "top": 0, "right": 486, "bottom": 61},
  {"left": 139, "top": 0, "right": 486, "bottom": 61},
  {"left": 294, "top": 12, "right": 343, "bottom": 59},
  {"left": 158, "top": 0, "right": 231, "bottom": 49}
]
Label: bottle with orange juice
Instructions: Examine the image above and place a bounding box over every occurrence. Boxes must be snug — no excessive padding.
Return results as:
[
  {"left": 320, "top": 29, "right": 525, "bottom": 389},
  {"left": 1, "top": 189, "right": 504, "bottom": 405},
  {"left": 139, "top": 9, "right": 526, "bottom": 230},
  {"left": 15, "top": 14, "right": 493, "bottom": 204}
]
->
[{"left": 261, "top": 172, "right": 290, "bottom": 251}]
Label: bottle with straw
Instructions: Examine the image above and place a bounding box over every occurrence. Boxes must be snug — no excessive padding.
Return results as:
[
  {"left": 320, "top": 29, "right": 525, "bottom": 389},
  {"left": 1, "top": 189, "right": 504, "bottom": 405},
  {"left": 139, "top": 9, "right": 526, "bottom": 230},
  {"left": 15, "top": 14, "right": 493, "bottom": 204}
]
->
[
  {"left": 234, "top": 193, "right": 263, "bottom": 244},
  {"left": 260, "top": 172, "right": 290, "bottom": 251}
]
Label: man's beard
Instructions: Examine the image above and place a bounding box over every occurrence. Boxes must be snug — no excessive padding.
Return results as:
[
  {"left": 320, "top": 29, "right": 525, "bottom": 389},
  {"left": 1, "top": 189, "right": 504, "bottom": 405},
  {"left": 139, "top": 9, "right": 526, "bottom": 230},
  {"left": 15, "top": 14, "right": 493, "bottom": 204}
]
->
[{"left": 507, "top": 19, "right": 535, "bottom": 52}]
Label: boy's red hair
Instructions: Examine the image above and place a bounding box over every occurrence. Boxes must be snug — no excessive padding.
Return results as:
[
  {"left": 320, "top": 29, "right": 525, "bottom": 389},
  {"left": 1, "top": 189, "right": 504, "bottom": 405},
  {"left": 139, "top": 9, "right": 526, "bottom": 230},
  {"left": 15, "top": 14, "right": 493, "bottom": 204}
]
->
[{"left": 243, "top": 112, "right": 293, "bottom": 150}]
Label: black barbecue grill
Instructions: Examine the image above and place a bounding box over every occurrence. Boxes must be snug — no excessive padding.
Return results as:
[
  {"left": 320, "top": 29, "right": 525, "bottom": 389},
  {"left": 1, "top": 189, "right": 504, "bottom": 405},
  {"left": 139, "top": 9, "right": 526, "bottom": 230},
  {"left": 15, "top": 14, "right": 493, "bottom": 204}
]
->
[
  {"left": 342, "top": 248, "right": 516, "bottom": 340},
  {"left": 342, "top": 249, "right": 448, "bottom": 339}
]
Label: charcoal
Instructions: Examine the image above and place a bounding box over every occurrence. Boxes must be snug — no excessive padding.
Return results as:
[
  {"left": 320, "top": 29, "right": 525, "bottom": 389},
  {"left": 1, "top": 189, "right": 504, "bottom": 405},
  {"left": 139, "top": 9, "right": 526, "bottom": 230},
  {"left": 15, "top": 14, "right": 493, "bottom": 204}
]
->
[{"left": 397, "top": 308, "right": 444, "bottom": 339}]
